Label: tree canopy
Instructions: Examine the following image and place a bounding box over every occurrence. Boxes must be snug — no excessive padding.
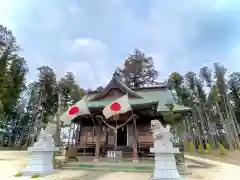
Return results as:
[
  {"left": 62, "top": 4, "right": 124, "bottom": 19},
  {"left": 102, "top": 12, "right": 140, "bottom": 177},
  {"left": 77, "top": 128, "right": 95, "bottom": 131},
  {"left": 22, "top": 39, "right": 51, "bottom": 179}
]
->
[{"left": 116, "top": 49, "right": 159, "bottom": 88}]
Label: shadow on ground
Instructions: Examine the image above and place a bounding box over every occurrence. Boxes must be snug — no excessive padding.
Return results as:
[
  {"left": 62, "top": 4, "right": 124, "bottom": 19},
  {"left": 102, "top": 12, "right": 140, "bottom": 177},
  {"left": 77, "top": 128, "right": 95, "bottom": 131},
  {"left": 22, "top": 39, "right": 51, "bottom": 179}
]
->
[
  {"left": 69, "top": 171, "right": 109, "bottom": 180},
  {"left": 0, "top": 158, "right": 16, "bottom": 161},
  {"left": 187, "top": 158, "right": 214, "bottom": 169}
]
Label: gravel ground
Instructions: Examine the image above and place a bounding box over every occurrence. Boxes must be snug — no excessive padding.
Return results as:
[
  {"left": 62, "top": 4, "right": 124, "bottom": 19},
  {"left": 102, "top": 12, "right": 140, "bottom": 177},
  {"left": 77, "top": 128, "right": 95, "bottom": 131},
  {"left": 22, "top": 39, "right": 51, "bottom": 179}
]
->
[{"left": 1, "top": 151, "right": 240, "bottom": 180}]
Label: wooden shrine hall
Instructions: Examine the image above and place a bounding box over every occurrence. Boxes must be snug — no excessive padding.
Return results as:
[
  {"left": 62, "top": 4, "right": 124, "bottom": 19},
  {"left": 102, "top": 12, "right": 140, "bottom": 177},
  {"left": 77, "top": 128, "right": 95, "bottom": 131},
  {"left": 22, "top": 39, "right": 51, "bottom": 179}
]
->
[{"left": 61, "top": 75, "right": 191, "bottom": 160}]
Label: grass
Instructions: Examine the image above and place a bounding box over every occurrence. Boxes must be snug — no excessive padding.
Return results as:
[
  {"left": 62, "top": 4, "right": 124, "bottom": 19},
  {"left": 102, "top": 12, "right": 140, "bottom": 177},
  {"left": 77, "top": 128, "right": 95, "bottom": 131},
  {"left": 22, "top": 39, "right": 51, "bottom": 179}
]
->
[
  {"left": 31, "top": 174, "right": 40, "bottom": 178},
  {"left": 14, "top": 172, "right": 23, "bottom": 177}
]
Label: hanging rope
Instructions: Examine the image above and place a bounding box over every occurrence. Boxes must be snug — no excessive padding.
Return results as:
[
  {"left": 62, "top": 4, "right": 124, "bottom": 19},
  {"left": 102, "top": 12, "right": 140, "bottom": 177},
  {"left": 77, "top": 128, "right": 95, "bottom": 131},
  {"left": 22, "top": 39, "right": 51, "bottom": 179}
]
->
[{"left": 96, "top": 114, "right": 133, "bottom": 133}]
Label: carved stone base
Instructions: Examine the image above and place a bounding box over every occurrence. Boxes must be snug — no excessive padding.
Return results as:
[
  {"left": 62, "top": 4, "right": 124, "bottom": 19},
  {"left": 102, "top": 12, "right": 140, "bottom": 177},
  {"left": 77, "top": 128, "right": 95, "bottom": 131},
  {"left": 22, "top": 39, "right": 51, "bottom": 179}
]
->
[
  {"left": 20, "top": 169, "right": 56, "bottom": 177},
  {"left": 20, "top": 147, "right": 58, "bottom": 177},
  {"left": 151, "top": 153, "right": 181, "bottom": 180}
]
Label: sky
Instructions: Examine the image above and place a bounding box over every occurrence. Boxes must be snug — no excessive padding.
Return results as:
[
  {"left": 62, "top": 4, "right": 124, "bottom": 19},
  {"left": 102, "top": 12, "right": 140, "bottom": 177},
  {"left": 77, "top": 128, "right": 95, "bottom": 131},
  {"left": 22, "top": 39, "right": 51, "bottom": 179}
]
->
[{"left": 0, "top": 0, "right": 240, "bottom": 89}]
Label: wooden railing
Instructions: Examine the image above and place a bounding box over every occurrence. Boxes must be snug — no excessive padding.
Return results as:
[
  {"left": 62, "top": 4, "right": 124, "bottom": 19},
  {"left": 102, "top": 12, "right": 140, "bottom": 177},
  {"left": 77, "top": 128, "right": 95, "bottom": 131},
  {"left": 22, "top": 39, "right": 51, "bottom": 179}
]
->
[
  {"left": 86, "top": 132, "right": 106, "bottom": 147},
  {"left": 138, "top": 135, "right": 153, "bottom": 148}
]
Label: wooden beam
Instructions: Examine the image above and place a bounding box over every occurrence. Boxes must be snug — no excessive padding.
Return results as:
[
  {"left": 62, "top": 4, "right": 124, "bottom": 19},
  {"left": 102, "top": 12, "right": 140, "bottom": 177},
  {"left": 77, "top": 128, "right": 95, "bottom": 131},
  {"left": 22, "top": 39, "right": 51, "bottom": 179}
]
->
[
  {"left": 132, "top": 116, "right": 138, "bottom": 162},
  {"left": 94, "top": 118, "right": 102, "bottom": 161}
]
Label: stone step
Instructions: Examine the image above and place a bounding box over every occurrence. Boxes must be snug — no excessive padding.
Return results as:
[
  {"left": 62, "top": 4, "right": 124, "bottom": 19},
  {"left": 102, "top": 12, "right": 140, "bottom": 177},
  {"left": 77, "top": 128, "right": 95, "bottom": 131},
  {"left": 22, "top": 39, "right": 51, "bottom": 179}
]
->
[
  {"left": 63, "top": 162, "right": 154, "bottom": 172},
  {"left": 63, "top": 165, "right": 153, "bottom": 173},
  {"left": 62, "top": 162, "right": 190, "bottom": 175}
]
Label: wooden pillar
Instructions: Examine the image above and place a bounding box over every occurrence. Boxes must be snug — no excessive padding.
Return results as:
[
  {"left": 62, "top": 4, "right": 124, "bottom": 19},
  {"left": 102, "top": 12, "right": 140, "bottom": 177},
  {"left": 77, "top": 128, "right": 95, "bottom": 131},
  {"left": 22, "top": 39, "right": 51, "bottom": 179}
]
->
[
  {"left": 113, "top": 115, "right": 119, "bottom": 150},
  {"left": 132, "top": 116, "right": 138, "bottom": 162},
  {"left": 75, "top": 125, "right": 80, "bottom": 144},
  {"left": 65, "top": 123, "right": 77, "bottom": 161},
  {"left": 77, "top": 120, "right": 82, "bottom": 144},
  {"left": 95, "top": 118, "right": 102, "bottom": 161}
]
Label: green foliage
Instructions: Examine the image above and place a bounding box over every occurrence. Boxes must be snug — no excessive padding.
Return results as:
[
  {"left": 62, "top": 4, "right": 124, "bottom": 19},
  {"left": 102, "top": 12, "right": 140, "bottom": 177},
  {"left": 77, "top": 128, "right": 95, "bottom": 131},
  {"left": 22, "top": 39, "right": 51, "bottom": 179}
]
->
[
  {"left": 57, "top": 72, "right": 85, "bottom": 107},
  {"left": 206, "top": 143, "right": 212, "bottom": 153},
  {"left": 198, "top": 143, "right": 204, "bottom": 153},
  {"left": 189, "top": 142, "right": 195, "bottom": 152},
  {"left": 168, "top": 72, "right": 184, "bottom": 89},
  {"left": 228, "top": 72, "right": 240, "bottom": 124},
  {"left": 162, "top": 112, "right": 174, "bottom": 124},
  {"left": 185, "top": 71, "right": 196, "bottom": 91},
  {"left": 0, "top": 100, "right": 5, "bottom": 123},
  {"left": 200, "top": 66, "right": 212, "bottom": 87},
  {"left": 52, "top": 151, "right": 57, "bottom": 168},
  {"left": 31, "top": 174, "right": 40, "bottom": 178},
  {"left": 37, "top": 66, "right": 58, "bottom": 124},
  {"left": 0, "top": 25, "right": 28, "bottom": 117},
  {"left": 219, "top": 143, "right": 227, "bottom": 155},
  {"left": 116, "top": 49, "right": 159, "bottom": 88},
  {"left": 14, "top": 172, "right": 23, "bottom": 177}
]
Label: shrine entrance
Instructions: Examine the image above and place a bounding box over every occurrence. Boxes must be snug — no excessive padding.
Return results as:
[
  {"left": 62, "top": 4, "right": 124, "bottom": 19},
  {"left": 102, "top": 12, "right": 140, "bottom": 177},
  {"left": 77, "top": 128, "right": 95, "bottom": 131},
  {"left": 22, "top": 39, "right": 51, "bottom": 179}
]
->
[{"left": 117, "top": 126, "right": 127, "bottom": 146}]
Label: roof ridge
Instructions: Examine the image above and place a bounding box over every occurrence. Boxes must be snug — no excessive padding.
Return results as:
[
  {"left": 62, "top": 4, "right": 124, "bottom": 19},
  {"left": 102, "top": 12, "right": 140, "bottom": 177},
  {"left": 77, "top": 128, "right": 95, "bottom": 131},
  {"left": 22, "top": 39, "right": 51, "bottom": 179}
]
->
[
  {"left": 89, "top": 75, "right": 143, "bottom": 101},
  {"left": 115, "top": 77, "right": 143, "bottom": 98}
]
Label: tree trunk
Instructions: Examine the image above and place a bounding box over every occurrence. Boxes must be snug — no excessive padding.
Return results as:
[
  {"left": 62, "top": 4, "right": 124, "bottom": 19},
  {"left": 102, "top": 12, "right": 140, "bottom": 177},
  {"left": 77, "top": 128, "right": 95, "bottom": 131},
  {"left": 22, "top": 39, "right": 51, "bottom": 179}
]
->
[
  {"left": 226, "top": 100, "right": 240, "bottom": 148},
  {"left": 216, "top": 102, "right": 233, "bottom": 149},
  {"left": 193, "top": 106, "right": 205, "bottom": 146},
  {"left": 222, "top": 96, "right": 239, "bottom": 148},
  {"left": 202, "top": 105, "right": 216, "bottom": 149},
  {"left": 192, "top": 108, "right": 201, "bottom": 148}
]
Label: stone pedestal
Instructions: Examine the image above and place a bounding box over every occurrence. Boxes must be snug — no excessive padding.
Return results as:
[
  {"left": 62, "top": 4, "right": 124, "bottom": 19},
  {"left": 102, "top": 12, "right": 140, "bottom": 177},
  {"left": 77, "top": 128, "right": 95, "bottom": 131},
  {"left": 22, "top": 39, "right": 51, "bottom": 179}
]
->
[
  {"left": 20, "top": 147, "right": 58, "bottom": 176},
  {"left": 150, "top": 140, "right": 181, "bottom": 180}
]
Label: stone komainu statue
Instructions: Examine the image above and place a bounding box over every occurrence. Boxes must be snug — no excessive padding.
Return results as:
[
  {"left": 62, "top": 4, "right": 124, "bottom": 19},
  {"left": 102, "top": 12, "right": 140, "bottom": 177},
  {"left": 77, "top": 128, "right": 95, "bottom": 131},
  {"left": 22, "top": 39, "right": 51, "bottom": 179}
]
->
[
  {"left": 151, "top": 120, "right": 185, "bottom": 165},
  {"left": 34, "top": 123, "right": 56, "bottom": 148},
  {"left": 151, "top": 120, "right": 173, "bottom": 147}
]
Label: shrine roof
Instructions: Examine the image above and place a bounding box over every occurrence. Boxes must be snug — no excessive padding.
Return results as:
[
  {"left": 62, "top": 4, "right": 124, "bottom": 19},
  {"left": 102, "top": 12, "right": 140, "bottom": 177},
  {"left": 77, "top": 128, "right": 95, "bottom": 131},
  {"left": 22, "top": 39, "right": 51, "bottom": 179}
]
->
[{"left": 83, "top": 86, "right": 191, "bottom": 112}]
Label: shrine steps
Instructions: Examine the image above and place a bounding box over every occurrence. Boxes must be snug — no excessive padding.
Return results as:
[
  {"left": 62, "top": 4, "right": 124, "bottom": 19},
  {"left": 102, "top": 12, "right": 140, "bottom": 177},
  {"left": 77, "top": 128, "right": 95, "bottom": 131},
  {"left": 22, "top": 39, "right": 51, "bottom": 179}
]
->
[
  {"left": 75, "top": 146, "right": 155, "bottom": 158},
  {"left": 62, "top": 160, "right": 189, "bottom": 175},
  {"left": 62, "top": 160, "right": 154, "bottom": 173}
]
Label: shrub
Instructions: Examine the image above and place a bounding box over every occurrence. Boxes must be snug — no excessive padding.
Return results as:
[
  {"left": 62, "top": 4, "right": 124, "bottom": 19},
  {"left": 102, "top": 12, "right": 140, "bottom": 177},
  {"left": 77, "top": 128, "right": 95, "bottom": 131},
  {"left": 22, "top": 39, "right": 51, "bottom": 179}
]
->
[
  {"left": 189, "top": 142, "right": 195, "bottom": 152},
  {"left": 205, "top": 143, "right": 211, "bottom": 153},
  {"left": 198, "top": 143, "right": 204, "bottom": 153},
  {"left": 14, "top": 172, "right": 23, "bottom": 177},
  {"left": 219, "top": 143, "right": 227, "bottom": 156},
  {"left": 31, "top": 174, "right": 40, "bottom": 178}
]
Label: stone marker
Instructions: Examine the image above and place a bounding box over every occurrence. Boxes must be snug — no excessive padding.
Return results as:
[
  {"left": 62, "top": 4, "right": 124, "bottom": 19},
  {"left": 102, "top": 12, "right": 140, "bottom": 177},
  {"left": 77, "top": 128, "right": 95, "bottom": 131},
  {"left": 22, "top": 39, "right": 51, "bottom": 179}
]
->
[{"left": 150, "top": 120, "right": 181, "bottom": 180}]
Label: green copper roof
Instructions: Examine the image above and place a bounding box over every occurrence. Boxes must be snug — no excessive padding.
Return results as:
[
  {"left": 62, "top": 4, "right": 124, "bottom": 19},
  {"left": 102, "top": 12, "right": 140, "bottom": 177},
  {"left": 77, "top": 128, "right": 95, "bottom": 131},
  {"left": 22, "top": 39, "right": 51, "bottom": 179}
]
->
[
  {"left": 157, "top": 102, "right": 191, "bottom": 112},
  {"left": 86, "top": 98, "right": 157, "bottom": 108},
  {"left": 77, "top": 75, "right": 191, "bottom": 112},
  {"left": 136, "top": 89, "right": 191, "bottom": 112},
  {"left": 83, "top": 88, "right": 191, "bottom": 112}
]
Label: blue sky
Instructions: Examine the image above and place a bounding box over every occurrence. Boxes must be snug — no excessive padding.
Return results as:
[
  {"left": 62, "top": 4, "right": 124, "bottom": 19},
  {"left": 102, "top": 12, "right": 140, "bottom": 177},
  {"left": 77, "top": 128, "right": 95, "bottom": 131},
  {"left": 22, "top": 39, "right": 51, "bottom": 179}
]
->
[{"left": 0, "top": 0, "right": 240, "bottom": 89}]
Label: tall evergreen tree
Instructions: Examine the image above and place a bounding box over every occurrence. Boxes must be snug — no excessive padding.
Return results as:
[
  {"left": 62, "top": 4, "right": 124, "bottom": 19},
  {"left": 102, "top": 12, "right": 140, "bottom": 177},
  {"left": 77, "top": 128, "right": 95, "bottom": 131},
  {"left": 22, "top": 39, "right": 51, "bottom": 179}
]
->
[{"left": 116, "top": 49, "right": 159, "bottom": 88}]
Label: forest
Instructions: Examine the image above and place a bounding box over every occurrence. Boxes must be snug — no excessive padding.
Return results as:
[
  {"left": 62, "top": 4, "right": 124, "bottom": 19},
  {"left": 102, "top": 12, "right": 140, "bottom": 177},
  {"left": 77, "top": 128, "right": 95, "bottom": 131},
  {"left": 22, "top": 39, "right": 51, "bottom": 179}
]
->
[{"left": 1, "top": 24, "right": 240, "bottom": 151}]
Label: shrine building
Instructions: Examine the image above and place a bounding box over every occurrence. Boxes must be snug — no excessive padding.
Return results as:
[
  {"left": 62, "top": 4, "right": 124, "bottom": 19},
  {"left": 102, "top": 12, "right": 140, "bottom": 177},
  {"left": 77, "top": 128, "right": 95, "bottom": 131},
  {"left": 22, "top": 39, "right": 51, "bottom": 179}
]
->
[{"left": 62, "top": 75, "right": 191, "bottom": 160}]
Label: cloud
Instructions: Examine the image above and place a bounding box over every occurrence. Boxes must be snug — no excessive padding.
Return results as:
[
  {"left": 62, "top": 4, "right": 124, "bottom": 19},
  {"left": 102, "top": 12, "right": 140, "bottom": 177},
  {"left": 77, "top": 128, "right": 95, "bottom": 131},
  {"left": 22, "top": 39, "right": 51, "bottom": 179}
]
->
[
  {"left": 1, "top": 0, "right": 240, "bottom": 90},
  {"left": 143, "top": 0, "right": 240, "bottom": 77},
  {"left": 63, "top": 38, "right": 110, "bottom": 88},
  {"left": 71, "top": 38, "right": 107, "bottom": 59}
]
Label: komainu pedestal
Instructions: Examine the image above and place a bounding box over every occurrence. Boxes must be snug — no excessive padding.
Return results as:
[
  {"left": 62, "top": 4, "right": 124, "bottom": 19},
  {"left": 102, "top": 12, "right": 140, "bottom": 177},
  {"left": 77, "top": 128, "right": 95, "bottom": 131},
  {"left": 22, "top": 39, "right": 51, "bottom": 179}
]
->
[
  {"left": 21, "top": 147, "right": 58, "bottom": 176},
  {"left": 20, "top": 124, "right": 58, "bottom": 176},
  {"left": 150, "top": 120, "right": 181, "bottom": 180}
]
